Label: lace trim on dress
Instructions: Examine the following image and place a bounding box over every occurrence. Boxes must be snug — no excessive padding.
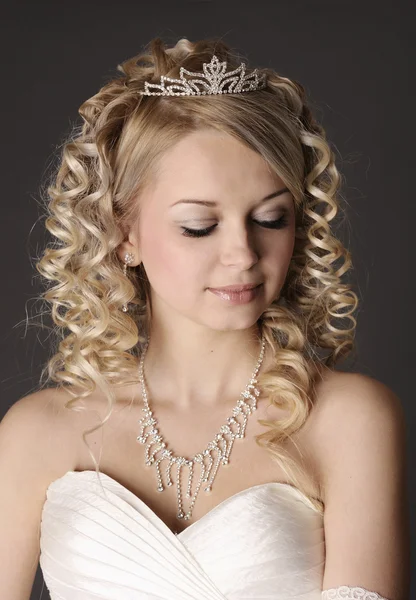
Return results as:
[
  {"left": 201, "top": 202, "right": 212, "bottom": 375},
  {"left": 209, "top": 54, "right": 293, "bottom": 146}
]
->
[{"left": 322, "top": 586, "right": 390, "bottom": 600}]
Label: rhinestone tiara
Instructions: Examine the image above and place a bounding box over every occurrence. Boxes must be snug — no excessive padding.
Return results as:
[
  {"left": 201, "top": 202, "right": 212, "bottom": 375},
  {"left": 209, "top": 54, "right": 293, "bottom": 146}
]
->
[{"left": 138, "top": 54, "right": 267, "bottom": 97}]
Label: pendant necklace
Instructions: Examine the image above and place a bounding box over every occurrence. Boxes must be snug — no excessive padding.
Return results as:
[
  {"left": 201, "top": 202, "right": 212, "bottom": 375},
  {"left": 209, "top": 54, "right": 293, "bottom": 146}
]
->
[{"left": 136, "top": 334, "right": 266, "bottom": 522}]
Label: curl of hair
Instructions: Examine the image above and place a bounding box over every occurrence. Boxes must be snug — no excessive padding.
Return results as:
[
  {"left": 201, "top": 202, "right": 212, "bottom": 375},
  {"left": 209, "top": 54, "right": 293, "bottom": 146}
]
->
[{"left": 35, "top": 36, "right": 359, "bottom": 516}]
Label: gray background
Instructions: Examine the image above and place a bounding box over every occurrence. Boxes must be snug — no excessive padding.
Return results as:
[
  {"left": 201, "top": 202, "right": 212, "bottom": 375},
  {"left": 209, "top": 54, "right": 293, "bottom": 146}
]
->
[{"left": 1, "top": 1, "right": 414, "bottom": 598}]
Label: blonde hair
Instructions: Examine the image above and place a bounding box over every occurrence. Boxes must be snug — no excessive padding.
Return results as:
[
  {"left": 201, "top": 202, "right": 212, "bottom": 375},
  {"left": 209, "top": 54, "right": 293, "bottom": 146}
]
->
[{"left": 35, "top": 36, "right": 359, "bottom": 516}]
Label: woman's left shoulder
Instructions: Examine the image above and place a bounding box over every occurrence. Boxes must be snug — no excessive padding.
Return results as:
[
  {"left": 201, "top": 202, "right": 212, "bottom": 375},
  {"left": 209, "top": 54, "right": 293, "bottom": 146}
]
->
[
  {"left": 306, "top": 367, "right": 407, "bottom": 487},
  {"left": 312, "top": 367, "right": 405, "bottom": 421}
]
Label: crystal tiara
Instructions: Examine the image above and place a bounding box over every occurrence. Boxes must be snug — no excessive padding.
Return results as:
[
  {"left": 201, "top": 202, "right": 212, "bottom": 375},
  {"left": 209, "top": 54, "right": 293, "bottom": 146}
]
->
[{"left": 138, "top": 54, "right": 267, "bottom": 97}]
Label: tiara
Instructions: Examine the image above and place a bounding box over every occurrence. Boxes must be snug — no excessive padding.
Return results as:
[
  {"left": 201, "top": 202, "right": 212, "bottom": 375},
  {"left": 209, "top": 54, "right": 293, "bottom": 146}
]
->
[{"left": 138, "top": 54, "right": 267, "bottom": 97}]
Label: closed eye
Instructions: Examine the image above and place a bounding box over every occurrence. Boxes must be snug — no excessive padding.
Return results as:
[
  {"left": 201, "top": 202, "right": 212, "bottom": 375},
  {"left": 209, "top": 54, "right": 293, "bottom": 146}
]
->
[{"left": 181, "top": 215, "right": 289, "bottom": 238}]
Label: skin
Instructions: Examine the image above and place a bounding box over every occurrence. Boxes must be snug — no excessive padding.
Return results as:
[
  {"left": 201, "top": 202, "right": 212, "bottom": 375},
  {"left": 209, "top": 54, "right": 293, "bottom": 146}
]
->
[{"left": 117, "top": 128, "right": 296, "bottom": 410}]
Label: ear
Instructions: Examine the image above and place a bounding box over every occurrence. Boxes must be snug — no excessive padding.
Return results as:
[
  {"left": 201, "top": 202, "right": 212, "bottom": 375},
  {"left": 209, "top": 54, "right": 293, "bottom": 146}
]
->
[{"left": 117, "top": 240, "right": 141, "bottom": 266}]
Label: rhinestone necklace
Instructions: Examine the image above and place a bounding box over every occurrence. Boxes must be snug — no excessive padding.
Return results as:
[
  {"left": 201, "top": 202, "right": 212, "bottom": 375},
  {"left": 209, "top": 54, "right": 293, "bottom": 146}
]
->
[{"left": 136, "top": 334, "right": 266, "bottom": 522}]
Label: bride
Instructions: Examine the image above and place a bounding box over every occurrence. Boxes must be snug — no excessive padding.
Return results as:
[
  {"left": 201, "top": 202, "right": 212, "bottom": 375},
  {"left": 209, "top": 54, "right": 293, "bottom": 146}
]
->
[{"left": 0, "top": 36, "right": 410, "bottom": 600}]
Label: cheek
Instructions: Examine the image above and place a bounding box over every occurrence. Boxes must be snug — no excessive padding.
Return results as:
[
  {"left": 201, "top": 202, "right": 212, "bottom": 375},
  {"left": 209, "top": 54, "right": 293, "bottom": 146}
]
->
[
  {"left": 262, "top": 231, "right": 295, "bottom": 281},
  {"left": 139, "top": 225, "right": 204, "bottom": 290}
]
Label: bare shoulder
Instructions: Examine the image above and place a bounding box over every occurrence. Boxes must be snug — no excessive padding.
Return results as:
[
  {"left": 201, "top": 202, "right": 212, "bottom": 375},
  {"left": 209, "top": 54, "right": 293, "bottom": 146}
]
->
[
  {"left": 311, "top": 367, "right": 404, "bottom": 415},
  {"left": 1, "top": 386, "right": 82, "bottom": 478},
  {"left": 311, "top": 368, "right": 405, "bottom": 432},
  {"left": 308, "top": 373, "right": 410, "bottom": 597},
  {"left": 0, "top": 387, "right": 85, "bottom": 599},
  {"left": 308, "top": 368, "right": 407, "bottom": 503}
]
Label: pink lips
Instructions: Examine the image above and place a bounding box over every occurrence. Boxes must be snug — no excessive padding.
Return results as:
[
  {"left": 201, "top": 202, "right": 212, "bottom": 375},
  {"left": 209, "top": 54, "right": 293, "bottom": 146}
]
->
[
  {"left": 208, "top": 283, "right": 261, "bottom": 293},
  {"left": 208, "top": 283, "right": 262, "bottom": 305}
]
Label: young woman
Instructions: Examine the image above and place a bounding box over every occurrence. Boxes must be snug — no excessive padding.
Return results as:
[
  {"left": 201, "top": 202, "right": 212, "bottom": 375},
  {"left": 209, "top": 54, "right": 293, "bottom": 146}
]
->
[{"left": 0, "top": 36, "right": 409, "bottom": 600}]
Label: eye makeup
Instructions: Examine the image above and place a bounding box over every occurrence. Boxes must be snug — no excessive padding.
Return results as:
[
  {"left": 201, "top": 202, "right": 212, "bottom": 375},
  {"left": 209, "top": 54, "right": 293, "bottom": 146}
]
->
[{"left": 180, "top": 213, "right": 289, "bottom": 238}]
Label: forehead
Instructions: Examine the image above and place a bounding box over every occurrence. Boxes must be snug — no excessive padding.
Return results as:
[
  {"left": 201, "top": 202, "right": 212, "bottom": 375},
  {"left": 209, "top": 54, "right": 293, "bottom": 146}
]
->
[{"left": 151, "top": 129, "right": 284, "bottom": 194}]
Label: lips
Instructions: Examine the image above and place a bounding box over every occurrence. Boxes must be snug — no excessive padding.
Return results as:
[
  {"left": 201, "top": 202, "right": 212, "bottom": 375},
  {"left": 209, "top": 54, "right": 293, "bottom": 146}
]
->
[{"left": 208, "top": 283, "right": 261, "bottom": 293}]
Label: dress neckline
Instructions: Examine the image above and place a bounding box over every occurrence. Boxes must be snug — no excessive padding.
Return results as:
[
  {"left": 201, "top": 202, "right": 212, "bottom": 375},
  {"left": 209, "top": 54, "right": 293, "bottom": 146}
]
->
[{"left": 46, "top": 469, "right": 322, "bottom": 538}]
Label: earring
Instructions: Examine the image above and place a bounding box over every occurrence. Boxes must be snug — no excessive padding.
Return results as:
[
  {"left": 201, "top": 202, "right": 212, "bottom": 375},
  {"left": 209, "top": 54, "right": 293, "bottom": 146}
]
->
[{"left": 121, "top": 252, "right": 135, "bottom": 312}]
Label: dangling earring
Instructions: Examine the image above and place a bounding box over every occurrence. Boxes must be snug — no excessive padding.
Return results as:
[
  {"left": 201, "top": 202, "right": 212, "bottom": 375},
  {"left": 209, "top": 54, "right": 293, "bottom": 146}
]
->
[{"left": 121, "top": 252, "right": 135, "bottom": 312}]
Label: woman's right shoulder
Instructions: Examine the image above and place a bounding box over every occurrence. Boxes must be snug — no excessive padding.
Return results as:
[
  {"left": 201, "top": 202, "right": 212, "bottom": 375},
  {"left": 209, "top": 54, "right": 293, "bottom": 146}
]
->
[
  {"left": 0, "top": 386, "right": 83, "bottom": 475},
  {"left": 0, "top": 387, "right": 84, "bottom": 599},
  {"left": 2, "top": 386, "right": 73, "bottom": 426}
]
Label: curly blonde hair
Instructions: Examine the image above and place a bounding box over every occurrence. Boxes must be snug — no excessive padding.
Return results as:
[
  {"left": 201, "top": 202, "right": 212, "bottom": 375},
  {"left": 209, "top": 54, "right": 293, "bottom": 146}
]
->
[{"left": 35, "top": 36, "right": 359, "bottom": 516}]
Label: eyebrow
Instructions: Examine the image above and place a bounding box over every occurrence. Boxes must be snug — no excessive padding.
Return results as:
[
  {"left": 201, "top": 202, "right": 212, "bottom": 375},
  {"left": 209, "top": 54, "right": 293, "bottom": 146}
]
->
[{"left": 171, "top": 187, "right": 290, "bottom": 207}]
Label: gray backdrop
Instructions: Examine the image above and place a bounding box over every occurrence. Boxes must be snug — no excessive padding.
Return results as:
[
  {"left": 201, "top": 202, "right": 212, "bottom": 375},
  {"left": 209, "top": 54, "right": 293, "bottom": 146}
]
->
[{"left": 1, "top": 1, "right": 414, "bottom": 598}]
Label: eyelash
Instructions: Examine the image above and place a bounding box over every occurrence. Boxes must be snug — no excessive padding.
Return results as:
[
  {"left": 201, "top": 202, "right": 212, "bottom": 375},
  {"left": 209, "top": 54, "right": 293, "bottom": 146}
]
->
[{"left": 181, "top": 215, "right": 289, "bottom": 238}]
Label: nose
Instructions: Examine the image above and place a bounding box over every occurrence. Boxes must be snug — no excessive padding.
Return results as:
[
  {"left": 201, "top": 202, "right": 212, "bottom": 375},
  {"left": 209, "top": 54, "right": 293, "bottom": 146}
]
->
[{"left": 219, "top": 223, "right": 259, "bottom": 270}]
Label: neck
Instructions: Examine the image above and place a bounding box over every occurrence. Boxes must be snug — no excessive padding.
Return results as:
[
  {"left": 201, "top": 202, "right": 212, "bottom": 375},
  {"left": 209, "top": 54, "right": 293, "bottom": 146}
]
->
[{"left": 140, "top": 324, "right": 268, "bottom": 411}]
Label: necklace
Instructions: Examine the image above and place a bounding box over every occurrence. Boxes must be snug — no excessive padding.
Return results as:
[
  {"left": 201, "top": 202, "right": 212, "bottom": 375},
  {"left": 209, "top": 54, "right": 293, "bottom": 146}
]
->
[{"left": 136, "top": 334, "right": 266, "bottom": 522}]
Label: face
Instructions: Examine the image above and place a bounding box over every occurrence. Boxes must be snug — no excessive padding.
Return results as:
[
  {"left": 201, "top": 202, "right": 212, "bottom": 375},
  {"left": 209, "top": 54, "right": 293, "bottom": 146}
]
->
[{"left": 123, "top": 128, "right": 296, "bottom": 333}]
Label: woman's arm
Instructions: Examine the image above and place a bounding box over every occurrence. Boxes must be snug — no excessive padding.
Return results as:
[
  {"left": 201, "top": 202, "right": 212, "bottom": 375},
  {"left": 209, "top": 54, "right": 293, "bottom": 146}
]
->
[
  {"left": 314, "top": 372, "right": 410, "bottom": 600},
  {"left": 0, "top": 390, "right": 75, "bottom": 600}
]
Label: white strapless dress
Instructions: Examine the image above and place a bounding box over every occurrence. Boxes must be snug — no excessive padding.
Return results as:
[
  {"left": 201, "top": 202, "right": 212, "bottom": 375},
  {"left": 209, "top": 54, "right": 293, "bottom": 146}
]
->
[{"left": 39, "top": 470, "right": 325, "bottom": 599}]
